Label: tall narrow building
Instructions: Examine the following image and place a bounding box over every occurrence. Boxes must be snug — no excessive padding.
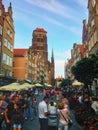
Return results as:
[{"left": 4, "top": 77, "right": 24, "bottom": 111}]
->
[
  {"left": 0, "top": 0, "right": 5, "bottom": 74},
  {"left": 32, "top": 28, "right": 48, "bottom": 61},
  {"left": 87, "top": 0, "right": 98, "bottom": 55},
  {"left": 82, "top": 19, "right": 88, "bottom": 57},
  {"left": 0, "top": 2, "right": 15, "bottom": 76},
  {"left": 30, "top": 27, "right": 55, "bottom": 85}
]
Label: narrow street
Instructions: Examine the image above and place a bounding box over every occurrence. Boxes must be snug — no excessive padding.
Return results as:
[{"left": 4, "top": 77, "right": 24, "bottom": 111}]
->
[
  {"left": 23, "top": 94, "right": 43, "bottom": 130},
  {"left": 23, "top": 110, "right": 83, "bottom": 130},
  {"left": 23, "top": 94, "right": 83, "bottom": 130},
  {"left": 23, "top": 118, "right": 40, "bottom": 130},
  {"left": 1, "top": 94, "right": 83, "bottom": 130}
]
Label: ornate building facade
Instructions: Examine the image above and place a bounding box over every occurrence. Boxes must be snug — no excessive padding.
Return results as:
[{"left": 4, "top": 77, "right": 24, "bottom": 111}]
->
[
  {"left": 0, "top": 1, "right": 15, "bottom": 76},
  {"left": 29, "top": 28, "right": 55, "bottom": 85},
  {"left": 87, "top": 0, "right": 98, "bottom": 55},
  {"left": 13, "top": 49, "right": 28, "bottom": 80}
]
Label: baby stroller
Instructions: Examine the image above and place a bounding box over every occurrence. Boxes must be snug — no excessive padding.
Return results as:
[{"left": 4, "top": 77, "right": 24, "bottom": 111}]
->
[{"left": 48, "top": 114, "right": 58, "bottom": 130}]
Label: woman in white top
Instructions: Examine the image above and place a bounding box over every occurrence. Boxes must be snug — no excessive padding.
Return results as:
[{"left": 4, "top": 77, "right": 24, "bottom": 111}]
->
[
  {"left": 48, "top": 102, "right": 57, "bottom": 130},
  {"left": 57, "top": 102, "right": 71, "bottom": 130},
  {"left": 48, "top": 102, "right": 57, "bottom": 114}
]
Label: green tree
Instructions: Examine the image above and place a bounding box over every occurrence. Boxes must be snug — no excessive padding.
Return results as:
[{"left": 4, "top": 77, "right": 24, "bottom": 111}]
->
[
  {"left": 40, "top": 75, "right": 44, "bottom": 85},
  {"left": 71, "top": 57, "right": 94, "bottom": 86},
  {"left": 60, "top": 78, "right": 71, "bottom": 87},
  {"left": 90, "top": 54, "right": 98, "bottom": 78}
]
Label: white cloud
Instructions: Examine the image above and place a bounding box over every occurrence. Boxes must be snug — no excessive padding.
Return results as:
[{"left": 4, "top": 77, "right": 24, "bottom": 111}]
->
[
  {"left": 48, "top": 49, "right": 71, "bottom": 78},
  {"left": 75, "top": 0, "right": 88, "bottom": 9},
  {"left": 74, "top": 0, "right": 88, "bottom": 17},
  {"left": 25, "top": 0, "right": 80, "bottom": 20},
  {"left": 54, "top": 50, "right": 71, "bottom": 60},
  {"left": 55, "top": 59, "right": 65, "bottom": 78},
  {"left": 54, "top": 50, "right": 71, "bottom": 78},
  {"left": 14, "top": 5, "right": 82, "bottom": 37}
]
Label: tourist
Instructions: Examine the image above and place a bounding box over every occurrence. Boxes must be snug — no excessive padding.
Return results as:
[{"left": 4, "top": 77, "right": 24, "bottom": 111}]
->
[
  {"left": 38, "top": 96, "right": 50, "bottom": 130},
  {"left": 57, "top": 102, "right": 72, "bottom": 130},
  {"left": 4, "top": 95, "right": 19, "bottom": 130},
  {"left": 30, "top": 97, "right": 38, "bottom": 120},
  {"left": 48, "top": 101, "right": 57, "bottom": 130},
  {"left": 91, "top": 97, "right": 98, "bottom": 115},
  {"left": 11, "top": 103, "right": 24, "bottom": 130}
]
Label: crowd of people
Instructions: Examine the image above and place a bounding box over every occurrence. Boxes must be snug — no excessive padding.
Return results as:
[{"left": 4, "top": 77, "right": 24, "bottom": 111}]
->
[
  {"left": 38, "top": 88, "right": 73, "bottom": 130},
  {"left": 71, "top": 90, "right": 98, "bottom": 116},
  {"left": 0, "top": 87, "right": 73, "bottom": 130},
  {"left": 0, "top": 90, "right": 37, "bottom": 130}
]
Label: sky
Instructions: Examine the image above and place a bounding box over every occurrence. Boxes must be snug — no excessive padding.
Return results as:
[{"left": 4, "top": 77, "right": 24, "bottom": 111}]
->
[{"left": 3, "top": 0, "right": 88, "bottom": 78}]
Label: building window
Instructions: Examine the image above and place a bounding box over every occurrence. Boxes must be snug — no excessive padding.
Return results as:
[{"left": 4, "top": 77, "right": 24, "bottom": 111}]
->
[
  {"left": 91, "top": 19, "right": 95, "bottom": 27},
  {"left": 94, "top": 30, "right": 97, "bottom": 44},
  {"left": 0, "top": 9, "right": 2, "bottom": 16},
  {"left": 37, "top": 38, "right": 40, "bottom": 42},
  {"left": 2, "top": 53, "right": 7, "bottom": 64},
  {"left": 92, "top": 0, "right": 96, "bottom": 7},
  {"left": 9, "top": 57, "right": 12, "bottom": 66},
  {"left": 6, "top": 55, "right": 9, "bottom": 65},
  {"left": 4, "top": 38, "right": 7, "bottom": 47},
  {"left": 10, "top": 32, "right": 12, "bottom": 38},
  {"left": 0, "top": 25, "right": 3, "bottom": 35},
  {"left": 41, "top": 39, "right": 43, "bottom": 42},
  {"left": 93, "top": 0, "right": 96, "bottom": 6},
  {"left": 10, "top": 44, "right": 13, "bottom": 52},
  {"left": 0, "top": 41, "right": 1, "bottom": 47},
  {"left": 7, "top": 29, "right": 10, "bottom": 35},
  {"left": 8, "top": 20, "right": 11, "bottom": 25},
  {"left": 8, "top": 42, "right": 11, "bottom": 50},
  {"left": 7, "top": 29, "right": 13, "bottom": 38}
]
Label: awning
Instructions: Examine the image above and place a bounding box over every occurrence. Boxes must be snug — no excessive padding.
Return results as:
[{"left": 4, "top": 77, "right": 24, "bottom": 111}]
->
[{"left": 72, "top": 80, "right": 84, "bottom": 87}]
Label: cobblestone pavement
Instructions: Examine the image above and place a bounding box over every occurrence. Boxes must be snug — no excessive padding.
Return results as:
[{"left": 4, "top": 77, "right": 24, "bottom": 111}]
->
[
  {"left": 23, "top": 118, "right": 40, "bottom": 130},
  {"left": 69, "top": 110, "right": 83, "bottom": 130},
  {"left": 23, "top": 94, "right": 83, "bottom": 130},
  {"left": 23, "top": 94, "right": 43, "bottom": 130},
  {"left": 23, "top": 111, "right": 83, "bottom": 130},
  {"left": 2, "top": 94, "right": 83, "bottom": 130}
]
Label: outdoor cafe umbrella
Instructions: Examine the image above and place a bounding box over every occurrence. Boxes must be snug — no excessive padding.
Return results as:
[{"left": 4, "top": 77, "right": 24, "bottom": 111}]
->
[
  {"left": 0, "top": 85, "right": 10, "bottom": 91},
  {"left": 21, "top": 83, "right": 34, "bottom": 90},
  {"left": 72, "top": 80, "right": 84, "bottom": 87},
  {"left": 0, "top": 83, "right": 18, "bottom": 91},
  {"left": 0, "top": 82, "right": 24, "bottom": 91},
  {"left": 8, "top": 85, "right": 24, "bottom": 91},
  {"left": 34, "top": 83, "right": 43, "bottom": 87},
  {"left": 44, "top": 83, "right": 52, "bottom": 88}
]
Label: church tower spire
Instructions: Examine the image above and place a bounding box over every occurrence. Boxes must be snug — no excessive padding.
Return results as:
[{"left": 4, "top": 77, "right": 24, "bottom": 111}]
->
[
  {"left": 8, "top": 2, "right": 13, "bottom": 17},
  {"left": 51, "top": 48, "right": 54, "bottom": 66},
  {"left": 51, "top": 49, "right": 55, "bottom": 86}
]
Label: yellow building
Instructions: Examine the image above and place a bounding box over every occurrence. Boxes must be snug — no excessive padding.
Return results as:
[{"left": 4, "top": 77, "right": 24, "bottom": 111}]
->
[
  {"left": 0, "top": 0, "right": 5, "bottom": 74},
  {"left": 13, "top": 49, "right": 28, "bottom": 80},
  {"left": 1, "top": 3, "right": 15, "bottom": 76},
  {"left": 87, "top": 0, "right": 98, "bottom": 55}
]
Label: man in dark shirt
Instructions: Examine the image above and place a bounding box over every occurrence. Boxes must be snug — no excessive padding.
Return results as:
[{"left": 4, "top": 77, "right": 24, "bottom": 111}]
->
[{"left": 4, "top": 95, "right": 19, "bottom": 130}]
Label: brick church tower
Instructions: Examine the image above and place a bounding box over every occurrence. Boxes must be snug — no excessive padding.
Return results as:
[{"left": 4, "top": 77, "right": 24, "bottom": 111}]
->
[
  {"left": 32, "top": 28, "right": 48, "bottom": 61},
  {"left": 31, "top": 28, "right": 55, "bottom": 85}
]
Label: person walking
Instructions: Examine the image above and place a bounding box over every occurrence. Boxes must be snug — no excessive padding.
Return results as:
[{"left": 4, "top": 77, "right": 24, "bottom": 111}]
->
[
  {"left": 48, "top": 101, "right": 58, "bottom": 130},
  {"left": 38, "top": 96, "right": 50, "bottom": 130},
  {"left": 4, "top": 95, "right": 19, "bottom": 130},
  {"left": 91, "top": 97, "right": 98, "bottom": 115},
  {"left": 57, "top": 102, "right": 72, "bottom": 130},
  {"left": 11, "top": 103, "right": 24, "bottom": 130},
  {"left": 30, "top": 97, "right": 38, "bottom": 120},
  {"left": 0, "top": 96, "right": 8, "bottom": 129},
  {"left": 24, "top": 93, "right": 31, "bottom": 120}
]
